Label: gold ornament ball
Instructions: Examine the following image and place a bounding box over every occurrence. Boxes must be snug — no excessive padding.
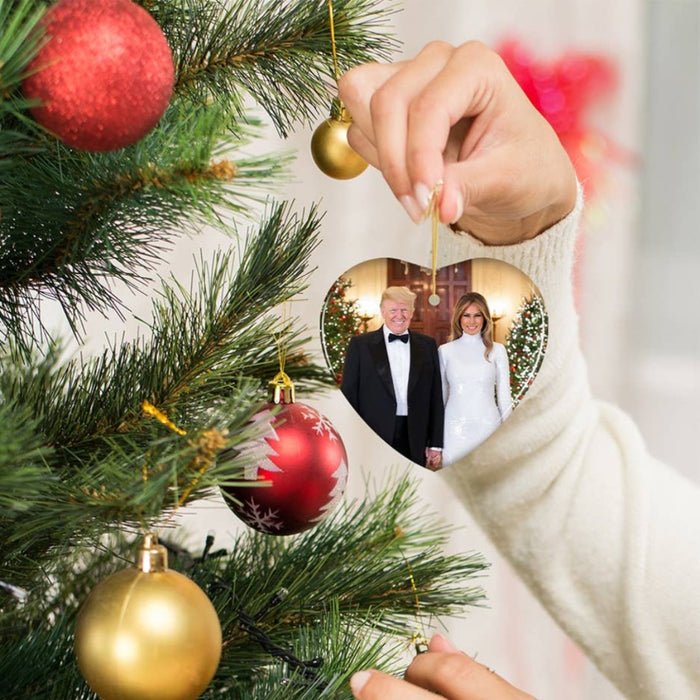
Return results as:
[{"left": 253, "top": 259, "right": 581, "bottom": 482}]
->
[
  {"left": 74, "top": 539, "right": 222, "bottom": 700},
  {"left": 311, "top": 116, "right": 368, "bottom": 179}
]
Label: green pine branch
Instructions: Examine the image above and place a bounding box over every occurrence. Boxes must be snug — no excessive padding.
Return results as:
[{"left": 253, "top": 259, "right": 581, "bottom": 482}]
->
[
  {"left": 160, "top": 0, "right": 399, "bottom": 136},
  {"left": 0, "top": 106, "right": 289, "bottom": 345},
  {"left": 0, "top": 0, "right": 44, "bottom": 95},
  {"left": 0, "top": 0, "right": 46, "bottom": 164},
  {"left": 0, "top": 473, "right": 489, "bottom": 699},
  {"left": 216, "top": 475, "right": 487, "bottom": 639},
  {"left": 18, "top": 201, "right": 325, "bottom": 447},
  {"left": 0, "top": 399, "right": 55, "bottom": 513},
  {"left": 0, "top": 6, "right": 489, "bottom": 700},
  {"left": 0, "top": 202, "right": 335, "bottom": 573},
  {"left": 0, "top": 0, "right": 396, "bottom": 350}
]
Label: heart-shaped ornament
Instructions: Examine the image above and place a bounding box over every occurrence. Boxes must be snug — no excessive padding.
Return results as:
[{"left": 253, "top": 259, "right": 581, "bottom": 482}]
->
[{"left": 321, "top": 256, "right": 547, "bottom": 469}]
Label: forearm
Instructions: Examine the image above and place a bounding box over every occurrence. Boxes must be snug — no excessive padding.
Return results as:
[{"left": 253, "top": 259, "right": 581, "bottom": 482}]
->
[{"left": 438, "top": 192, "right": 700, "bottom": 700}]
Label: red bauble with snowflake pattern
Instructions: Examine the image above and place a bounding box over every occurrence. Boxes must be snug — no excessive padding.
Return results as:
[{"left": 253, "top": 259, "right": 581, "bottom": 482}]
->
[{"left": 223, "top": 402, "right": 348, "bottom": 536}]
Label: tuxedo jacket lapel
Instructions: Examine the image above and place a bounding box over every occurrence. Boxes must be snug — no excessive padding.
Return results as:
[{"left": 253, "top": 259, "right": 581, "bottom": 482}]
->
[
  {"left": 407, "top": 334, "right": 426, "bottom": 397},
  {"left": 369, "top": 328, "right": 395, "bottom": 402}
]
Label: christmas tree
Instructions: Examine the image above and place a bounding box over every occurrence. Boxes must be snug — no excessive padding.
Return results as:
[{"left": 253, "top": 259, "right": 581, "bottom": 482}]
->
[
  {"left": 321, "top": 276, "right": 363, "bottom": 384},
  {"left": 0, "top": 1, "right": 489, "bottom": 697},
  {"left": 505, "top": 295, "right": 549, "bottom": 406}
]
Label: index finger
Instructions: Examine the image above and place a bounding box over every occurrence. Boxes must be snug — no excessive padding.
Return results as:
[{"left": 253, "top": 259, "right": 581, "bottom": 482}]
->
[
  {"left": 350, "top": 669, "right": 443, "bottom": 700},
  {"left": 405, "top": 651, "right": 536, "bottom": 699},
  {"left": 338, "top": 61, "right": 403, "bottom": 146},
  {"left": 404, "top": 41, "right": 513, "bottom": 222}
]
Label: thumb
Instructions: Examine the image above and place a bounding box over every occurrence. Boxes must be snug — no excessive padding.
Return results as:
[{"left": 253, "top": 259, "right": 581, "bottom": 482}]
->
[
  {"left": 427, "top": 633, "right": 458, "bottom": 652},
  {"left": 442, "top": 148, "right": 524, "bottom": 224}
]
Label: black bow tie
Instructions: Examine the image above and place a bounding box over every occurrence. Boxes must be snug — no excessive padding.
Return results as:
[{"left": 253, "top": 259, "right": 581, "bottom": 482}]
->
[{"left": 388, "top": 333, "right": 409, "bottom": 343}]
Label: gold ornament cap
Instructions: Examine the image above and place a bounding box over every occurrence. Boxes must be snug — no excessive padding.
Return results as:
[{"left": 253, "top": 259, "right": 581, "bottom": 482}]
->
[
  {"left": 269, "top": 370, "right": 296, "bottom": 405},
  {"left": 138, "top": 533, "right": 168, "bottom": 573}
]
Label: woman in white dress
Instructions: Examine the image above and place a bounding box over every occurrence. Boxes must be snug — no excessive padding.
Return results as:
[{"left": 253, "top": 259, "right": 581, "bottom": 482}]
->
[{"left": 438, "top": 292, "right": 513, "bottom": 466}]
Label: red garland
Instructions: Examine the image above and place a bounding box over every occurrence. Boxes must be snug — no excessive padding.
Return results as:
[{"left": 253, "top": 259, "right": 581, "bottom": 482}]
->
[{"left": 497, "top": 39, "right": 629, "bottom": 197}]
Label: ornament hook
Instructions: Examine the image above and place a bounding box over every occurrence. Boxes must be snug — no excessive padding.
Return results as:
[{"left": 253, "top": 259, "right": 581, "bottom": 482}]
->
[
  {"left": 270, "top": 302, "right": 296, "bottom": 404},
  {"left": 269, "top": 370, "right": 296, "bottom": 405},
  {"left": 427, "top": 181, "right": 443, "bottom": 307}
]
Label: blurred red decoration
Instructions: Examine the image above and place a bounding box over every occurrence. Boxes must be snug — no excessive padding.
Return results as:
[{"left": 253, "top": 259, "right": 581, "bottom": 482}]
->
[
  {"left": 497, "top": 39, "right": 629, "bottom": 197},
  {"left": 23, "top": 0, "right": 174, "bottom": 151},
  {"left": 223, "top": 402, "right": 348, "bottom": 536}
]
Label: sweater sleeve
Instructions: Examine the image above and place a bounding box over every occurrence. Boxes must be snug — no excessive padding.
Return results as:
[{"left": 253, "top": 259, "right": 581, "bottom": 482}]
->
[{"left": 436, "top": 191, "right": 700, "bottom": 700}]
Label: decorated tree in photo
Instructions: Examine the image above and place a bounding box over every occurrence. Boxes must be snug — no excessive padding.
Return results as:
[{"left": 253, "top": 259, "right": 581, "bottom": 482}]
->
[
  {"left": 505, "top": 295, "right": 549, "bottom": 406},
  {"left": 0, "top": 1, "right": 489, "bottom": 698},
  {"left": 321, "top": 276, "right": 364, "bottom": 384}
]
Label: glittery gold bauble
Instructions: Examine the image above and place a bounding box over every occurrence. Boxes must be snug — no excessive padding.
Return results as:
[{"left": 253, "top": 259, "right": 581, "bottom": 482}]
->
[
  {"left": 311, "top": 106, "right": 368, "bottom": 180},
  {"left": 74, "top": 535, "right": 221, "bottom": 700}
]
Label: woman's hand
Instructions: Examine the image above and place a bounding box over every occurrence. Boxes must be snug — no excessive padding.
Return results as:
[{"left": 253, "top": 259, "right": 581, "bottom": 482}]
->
[
  {"left": 350, "top": 635, "right": 537, "bottom": 699},
  {"left": 338, "top": 41, "right": 578, "bottom": 245}
]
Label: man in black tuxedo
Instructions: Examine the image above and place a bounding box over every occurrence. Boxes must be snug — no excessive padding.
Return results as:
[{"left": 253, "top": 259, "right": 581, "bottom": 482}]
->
[{"left": 340, "top": 286, "right": 443, "bottom": 469}]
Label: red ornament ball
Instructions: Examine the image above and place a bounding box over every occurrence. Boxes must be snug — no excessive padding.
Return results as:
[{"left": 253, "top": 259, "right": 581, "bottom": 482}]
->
[
  {"left": 22, "top": 0, "right": 174, "bottom": 151},
  {"left": 223, "top": 402, "right": 348, "bottom": 536}
]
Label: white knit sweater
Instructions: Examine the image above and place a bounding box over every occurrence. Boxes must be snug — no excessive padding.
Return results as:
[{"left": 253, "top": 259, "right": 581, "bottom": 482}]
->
[{"left": 437, "top": 194, "right": 700, "bottom": 700}]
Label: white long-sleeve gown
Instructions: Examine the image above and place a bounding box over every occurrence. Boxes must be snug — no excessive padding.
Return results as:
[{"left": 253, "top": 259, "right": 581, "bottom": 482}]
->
[{"left": 438, "top": 333, "right": 513, "bottom": 465}]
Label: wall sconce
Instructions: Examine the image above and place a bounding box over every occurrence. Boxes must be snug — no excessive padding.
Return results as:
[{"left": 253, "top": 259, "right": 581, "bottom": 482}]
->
[
  {"left": 490, "top": 298, "right": 508, "bottom": 328},
  {"left": 356, "top": 296, "right": 377, "bottom": 332}
]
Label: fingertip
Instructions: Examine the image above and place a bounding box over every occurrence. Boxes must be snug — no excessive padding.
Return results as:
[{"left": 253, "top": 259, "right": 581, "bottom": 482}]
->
[
  {"left": 440, "top": 177, "right": 465, "bottom": 225},
  {"left": 350, "top": 670, "right": 372, "bottom": 697},
  {"left": 337, "top": 64, "right": 362, "bottom": 104},
  {"left": 400, "top": 194, "right": 424, "bottom": 223},
  {"left": 429, "top": 633, "right": 458, "bottom": 652},
  {"left": 446, "top": 190, "right": 464, "bottom": 225},
  {"left": 414, "top": 182, "right": 432, "bottom": 215}
]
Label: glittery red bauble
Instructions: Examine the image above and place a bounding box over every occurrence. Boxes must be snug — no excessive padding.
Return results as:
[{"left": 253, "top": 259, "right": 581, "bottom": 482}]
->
[
  {"left": 22, "top": 0, "right": 174, "bottom": 151},
  {"left": 223, "top": 402, "right": 348, "bottom": 536}
]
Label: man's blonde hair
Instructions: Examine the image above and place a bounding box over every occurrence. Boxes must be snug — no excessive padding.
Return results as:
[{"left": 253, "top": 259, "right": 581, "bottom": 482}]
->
[{"left": 380, "top": 286, "right": 416, "bottom": 308}]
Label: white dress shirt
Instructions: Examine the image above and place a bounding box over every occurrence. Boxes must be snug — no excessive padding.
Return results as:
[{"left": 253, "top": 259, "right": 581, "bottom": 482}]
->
[{"left": 383, "top": 325, "right": 410, "bottom": 416}]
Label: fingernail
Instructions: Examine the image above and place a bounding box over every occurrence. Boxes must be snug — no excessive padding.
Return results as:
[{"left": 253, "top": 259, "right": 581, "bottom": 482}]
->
[
  {"left": 399, "top": 194, "right": 424, "bottom": 223},
  {"left": 350, "top": 670, "right": 372, "bottom": 695},
  {"left": 414, "top": 183, "right": 431, "bottom": 216},
  {"left": 432, "top": 633, "right": 458, "bottom": 651},
  {"left": 450, "top": 193, "right": 464, "bottom": 225}
]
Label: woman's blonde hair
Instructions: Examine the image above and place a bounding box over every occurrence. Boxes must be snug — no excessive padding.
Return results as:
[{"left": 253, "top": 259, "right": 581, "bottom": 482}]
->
[{"left": 449, "top": 292, "right": 493, "bottom": 359}]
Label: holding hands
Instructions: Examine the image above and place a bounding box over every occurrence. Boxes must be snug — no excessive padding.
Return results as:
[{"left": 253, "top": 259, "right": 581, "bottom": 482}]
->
[
  {"left": 425, "top": 448, "right": 443, "bottom": 471},
  {"left": 338, "top": 41, "right": 578, "bottom": 244}
]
